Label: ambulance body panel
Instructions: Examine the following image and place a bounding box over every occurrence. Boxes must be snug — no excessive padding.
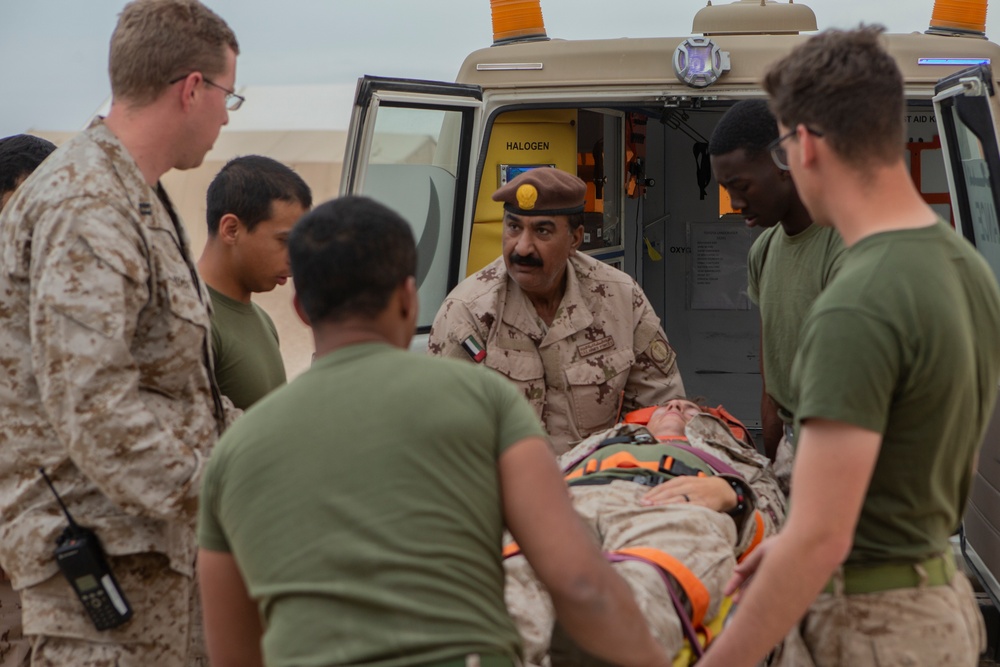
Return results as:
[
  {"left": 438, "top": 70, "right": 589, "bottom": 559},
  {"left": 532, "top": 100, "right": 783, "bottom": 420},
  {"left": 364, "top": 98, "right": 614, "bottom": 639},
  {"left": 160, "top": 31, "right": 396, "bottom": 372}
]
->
[
  {"left": 340, "top": 0, "right": 1000, "bottom": 629},
  {"left": 458, "top": 33, "right": 1000, "bottom": 89},
  {"left": 933, "top": 64, "right": 1000, "bottom": 624}
]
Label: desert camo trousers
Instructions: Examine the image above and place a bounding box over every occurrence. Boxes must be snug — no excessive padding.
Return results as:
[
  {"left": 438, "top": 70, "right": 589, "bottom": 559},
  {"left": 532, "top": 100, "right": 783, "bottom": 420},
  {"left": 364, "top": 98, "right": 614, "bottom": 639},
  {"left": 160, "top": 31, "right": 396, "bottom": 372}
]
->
[
  {"left": 18, "top": 553, "right": 205, "bottom": 667},
  {"left": 504, "top": 481, "right": 737, "bottom": 666},
  {"left": 0, "top": 578, "right": 29, "bottom": 667},
  {"left": 774, "top": 570, "right": 985, "bottom": 667}
]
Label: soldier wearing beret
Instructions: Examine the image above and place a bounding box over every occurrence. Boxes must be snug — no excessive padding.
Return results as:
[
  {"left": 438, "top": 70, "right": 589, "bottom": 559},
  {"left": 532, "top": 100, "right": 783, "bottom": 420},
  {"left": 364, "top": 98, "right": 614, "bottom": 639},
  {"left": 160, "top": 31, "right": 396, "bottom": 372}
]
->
[{"left": 428, "top": 167, "right": 685, "bottom": 454}]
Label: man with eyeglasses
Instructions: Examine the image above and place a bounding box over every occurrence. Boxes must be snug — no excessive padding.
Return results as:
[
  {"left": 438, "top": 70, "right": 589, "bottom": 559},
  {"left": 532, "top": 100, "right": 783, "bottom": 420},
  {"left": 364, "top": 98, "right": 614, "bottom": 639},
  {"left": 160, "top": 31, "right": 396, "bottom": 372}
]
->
[
  {"left": 698, "top": 26, "right": 1000, "bottom": 667},
  {"left": 168, "top": 74, "right": 245, "bottom": 112},
  {"left": 0, "top": 1, "right": 240, "bottom": 665},
  {"left": 709, "top": 101, "right": 844, "bottom": 488}
]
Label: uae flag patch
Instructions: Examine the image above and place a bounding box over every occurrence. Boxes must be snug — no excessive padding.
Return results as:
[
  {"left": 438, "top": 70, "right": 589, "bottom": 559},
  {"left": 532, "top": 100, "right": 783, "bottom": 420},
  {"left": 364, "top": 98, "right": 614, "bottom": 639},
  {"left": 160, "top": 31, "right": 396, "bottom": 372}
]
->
[{"left": 462, "top": 335, "right": 487, "bottom": 363}]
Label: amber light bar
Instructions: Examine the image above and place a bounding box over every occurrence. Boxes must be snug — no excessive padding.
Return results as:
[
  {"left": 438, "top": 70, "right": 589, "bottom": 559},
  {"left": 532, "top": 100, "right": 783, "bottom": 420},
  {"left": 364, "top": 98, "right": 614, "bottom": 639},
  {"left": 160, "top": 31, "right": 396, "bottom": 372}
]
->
[
  {"left": 491, "top": 0, "right": 548, "bottom": 45},
  {"left": 929, "top": 0, "right": 988, "bottom": 36}
]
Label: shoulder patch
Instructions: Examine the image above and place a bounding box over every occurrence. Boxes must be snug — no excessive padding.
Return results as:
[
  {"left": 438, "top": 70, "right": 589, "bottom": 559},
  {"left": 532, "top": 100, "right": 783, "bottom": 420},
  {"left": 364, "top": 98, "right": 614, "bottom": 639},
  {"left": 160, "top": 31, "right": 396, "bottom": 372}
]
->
[
  {"left": 462, "top": 335, "right": 487, "bottom": 363},
  {"left": 649, "top": 338, "right": 670, "bottom": 363}
]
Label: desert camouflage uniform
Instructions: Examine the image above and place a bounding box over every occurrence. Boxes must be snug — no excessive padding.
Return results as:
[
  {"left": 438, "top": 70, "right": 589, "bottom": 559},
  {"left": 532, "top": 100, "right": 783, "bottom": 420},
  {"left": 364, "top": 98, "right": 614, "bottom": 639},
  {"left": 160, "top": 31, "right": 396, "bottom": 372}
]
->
[
  {"left": 504, "top": 417, "right": 786, "bottom": 666},
  {"left": 0, "top": 119, "right": 225, "bottom": 666},
  {"left": 0, "top": 576, "right": 28, "bottom": 667},
  {"left": 773, "top": 570, "right": 984, "bottom": 667},
  {"left": 428, "top": 252, "right": 684, "bottom": 454}
]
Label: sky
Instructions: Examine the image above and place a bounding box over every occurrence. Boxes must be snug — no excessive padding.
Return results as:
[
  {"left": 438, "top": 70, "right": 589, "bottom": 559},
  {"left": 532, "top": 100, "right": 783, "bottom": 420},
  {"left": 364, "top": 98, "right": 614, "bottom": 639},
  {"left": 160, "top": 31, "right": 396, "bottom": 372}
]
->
[{"left": 2, "top": 0, "right": 999, "bottom": 137}]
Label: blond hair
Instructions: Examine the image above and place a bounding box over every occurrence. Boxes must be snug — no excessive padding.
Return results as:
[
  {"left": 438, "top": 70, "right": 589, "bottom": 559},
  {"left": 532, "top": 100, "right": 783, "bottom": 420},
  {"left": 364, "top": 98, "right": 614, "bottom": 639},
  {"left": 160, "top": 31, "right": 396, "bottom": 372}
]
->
[{"left": 109, "top": 0, "right": 239, "bottom": 106}]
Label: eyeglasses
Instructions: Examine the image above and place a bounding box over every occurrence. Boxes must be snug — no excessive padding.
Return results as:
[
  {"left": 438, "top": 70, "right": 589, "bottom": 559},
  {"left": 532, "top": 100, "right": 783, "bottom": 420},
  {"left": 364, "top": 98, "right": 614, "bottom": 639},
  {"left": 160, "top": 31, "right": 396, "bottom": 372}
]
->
[
  {"left": 768, "top": 126, "right": 824, "bottom": 170},
  {"left": 168, "top": 73, "right": 245, "bottom": 111}
]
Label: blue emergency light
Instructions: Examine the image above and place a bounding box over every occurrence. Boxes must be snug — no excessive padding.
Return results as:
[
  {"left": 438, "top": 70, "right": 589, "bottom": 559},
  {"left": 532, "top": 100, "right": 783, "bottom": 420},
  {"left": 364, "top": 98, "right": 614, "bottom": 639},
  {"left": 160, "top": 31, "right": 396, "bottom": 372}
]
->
[
  {"left": 918, "top": 57, "right": 991, "bottom": 66},
  {"left": 673, "top": 37, "right": 731, "bottom": 88}
]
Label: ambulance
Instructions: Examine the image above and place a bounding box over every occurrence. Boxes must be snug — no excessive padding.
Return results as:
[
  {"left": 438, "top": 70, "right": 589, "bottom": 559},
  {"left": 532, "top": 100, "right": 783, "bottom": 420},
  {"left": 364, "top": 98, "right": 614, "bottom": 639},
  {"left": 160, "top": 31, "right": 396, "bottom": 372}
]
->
[{"left": 338, "top": 0, "right": 1000, "bottom": 639}]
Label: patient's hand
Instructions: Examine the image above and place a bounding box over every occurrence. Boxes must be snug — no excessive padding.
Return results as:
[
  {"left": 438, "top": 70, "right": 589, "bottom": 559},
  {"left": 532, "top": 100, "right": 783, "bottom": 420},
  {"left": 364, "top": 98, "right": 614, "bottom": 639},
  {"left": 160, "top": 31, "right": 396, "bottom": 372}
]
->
[{"left": 640, "top": 476, "right": 737, "bottom": 513}]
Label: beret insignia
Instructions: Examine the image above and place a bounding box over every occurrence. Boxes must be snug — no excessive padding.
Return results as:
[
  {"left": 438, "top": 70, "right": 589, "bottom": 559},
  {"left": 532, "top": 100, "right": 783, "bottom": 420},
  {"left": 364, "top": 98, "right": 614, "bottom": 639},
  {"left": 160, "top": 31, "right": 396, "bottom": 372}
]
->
[{"left": 516, "top": 183, "right": 538, "bottom": 210}]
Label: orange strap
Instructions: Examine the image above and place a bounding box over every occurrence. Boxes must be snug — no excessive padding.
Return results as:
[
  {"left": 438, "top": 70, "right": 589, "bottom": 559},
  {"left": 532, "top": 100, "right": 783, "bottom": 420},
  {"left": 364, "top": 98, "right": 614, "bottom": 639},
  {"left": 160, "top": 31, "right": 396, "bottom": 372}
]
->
[
  {"left": 706, "top": 405, "right": 752, "bottom": 445},
  {"left": 564, "top": 451, "right": 662, "bottom": 480},
  {"left": 737, "top": 511, "right": 766, "bottom": 564},
  {"left": 613, "top": 546, "right": 710, "bottom": 628},
  {"left": 565, "top": 449, "right": 708, "bottom": 482},
  {"left": 502, "top": 542, "right": 522, "bottom": 559},
  {"left": 624, "top": 406, "right": 657, "bottom": 424},
  {"left": 622, "top": 404, "right": 753, "bottom": 445}
]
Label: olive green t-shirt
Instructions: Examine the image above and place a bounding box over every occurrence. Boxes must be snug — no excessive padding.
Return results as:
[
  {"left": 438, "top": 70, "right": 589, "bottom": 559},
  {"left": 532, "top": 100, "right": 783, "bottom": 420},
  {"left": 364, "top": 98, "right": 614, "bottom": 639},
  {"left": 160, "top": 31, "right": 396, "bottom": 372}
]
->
[
  {"left": 208, "top": 286, "right": 286, "bottom": 410},
  {"left": 199, "top": 342, "right": 545, "bottom": 667},
  {"left": 748, "top": 223, "right": 845, "bottom": 418},
  {"left": 791, "top": 222, "right": 1000, "bottom": 565}
]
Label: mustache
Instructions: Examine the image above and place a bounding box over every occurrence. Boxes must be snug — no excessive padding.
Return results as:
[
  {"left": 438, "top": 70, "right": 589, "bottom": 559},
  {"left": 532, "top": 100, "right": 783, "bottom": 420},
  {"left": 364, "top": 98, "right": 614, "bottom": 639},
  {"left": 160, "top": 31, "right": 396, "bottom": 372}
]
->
[{"left": 510, "top": 252, "right": 543, "bottom": 267}]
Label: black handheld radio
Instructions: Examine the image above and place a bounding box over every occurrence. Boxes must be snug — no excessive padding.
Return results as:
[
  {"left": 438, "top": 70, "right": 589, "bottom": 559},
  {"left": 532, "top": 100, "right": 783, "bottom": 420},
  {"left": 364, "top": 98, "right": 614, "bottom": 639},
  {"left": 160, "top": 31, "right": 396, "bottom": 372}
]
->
[{"left": 39, "top": 468, "right": 133, "bottom": 630}]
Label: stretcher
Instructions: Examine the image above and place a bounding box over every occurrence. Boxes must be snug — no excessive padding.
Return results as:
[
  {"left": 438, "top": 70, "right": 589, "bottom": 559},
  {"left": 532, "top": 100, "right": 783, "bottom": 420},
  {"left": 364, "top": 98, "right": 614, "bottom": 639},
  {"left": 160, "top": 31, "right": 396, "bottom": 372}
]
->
[
  {"left": 506, "top": 405, "right": 761, "bottom": 666},
  {"left": 619, "top": 404, "right": 752, "bottom": 665},
  {"left": 607, "top": 549, "right": 734, "bottom": 666},
  {"left": 503, "top": 540, "right": 736, "bottom": 666}
]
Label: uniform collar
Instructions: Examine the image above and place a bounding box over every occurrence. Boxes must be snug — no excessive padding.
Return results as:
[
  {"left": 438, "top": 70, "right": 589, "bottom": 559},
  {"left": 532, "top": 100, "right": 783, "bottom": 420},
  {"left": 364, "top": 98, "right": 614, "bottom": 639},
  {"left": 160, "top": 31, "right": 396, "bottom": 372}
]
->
[
  {"left": 501, "top": 253, "right": 595, "bottom": 345},
  {"left": 86, "top": 118, "right": 179, "bottom": 236},
  {"left": 543, "top": 253, "right": 594, "bottom": 345}
]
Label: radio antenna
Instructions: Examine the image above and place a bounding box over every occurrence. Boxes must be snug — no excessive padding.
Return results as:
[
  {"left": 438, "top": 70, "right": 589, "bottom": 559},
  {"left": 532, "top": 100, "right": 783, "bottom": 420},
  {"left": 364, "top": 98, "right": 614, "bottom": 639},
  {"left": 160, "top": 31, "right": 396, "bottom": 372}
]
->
[{"left": 39, "top": 467, "right": 80, "bottom": 529}]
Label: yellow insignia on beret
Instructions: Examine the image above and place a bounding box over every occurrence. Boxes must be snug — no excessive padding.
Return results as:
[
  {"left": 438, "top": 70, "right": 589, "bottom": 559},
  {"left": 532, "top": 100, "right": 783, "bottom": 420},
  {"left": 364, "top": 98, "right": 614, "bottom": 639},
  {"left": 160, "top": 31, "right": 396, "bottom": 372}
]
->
[
  {"left": 650, "top": 339, "right": 669, "bottom": 363},
  {"left": 516, "top": 183, "right": 538, "bottom": 210}
]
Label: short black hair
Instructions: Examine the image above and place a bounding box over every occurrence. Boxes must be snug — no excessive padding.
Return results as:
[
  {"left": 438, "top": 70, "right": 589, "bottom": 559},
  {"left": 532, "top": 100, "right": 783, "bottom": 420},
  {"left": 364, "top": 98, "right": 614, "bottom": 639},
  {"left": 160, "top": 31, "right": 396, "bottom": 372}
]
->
[
  {"left": 708, "top": 100, "right": 779, "bottom": 158},
  {"left": 206, "top": 155, "right": 313, "bottom": 235},
  {"left": 289, "top": 196, "right": 417, "bottom": 324},
  {"left": 0, "top": 134, "right": 56, "bottom": 196}
]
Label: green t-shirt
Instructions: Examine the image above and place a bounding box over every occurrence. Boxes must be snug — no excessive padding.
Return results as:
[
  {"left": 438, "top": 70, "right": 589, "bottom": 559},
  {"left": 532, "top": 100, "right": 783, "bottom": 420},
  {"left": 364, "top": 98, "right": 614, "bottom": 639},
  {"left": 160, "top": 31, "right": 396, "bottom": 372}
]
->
[
  {"left": 791, "top": 222, "right": 1000, "bottom": 565},
  {"left": 748, "top": 223, "right": 845, "bottom": 418},
  {"left": 199, "top": 342, "right": 545, "bottom": 667},
  {"left": 208, "top": 286, "right": 286, "bottom": 410}
]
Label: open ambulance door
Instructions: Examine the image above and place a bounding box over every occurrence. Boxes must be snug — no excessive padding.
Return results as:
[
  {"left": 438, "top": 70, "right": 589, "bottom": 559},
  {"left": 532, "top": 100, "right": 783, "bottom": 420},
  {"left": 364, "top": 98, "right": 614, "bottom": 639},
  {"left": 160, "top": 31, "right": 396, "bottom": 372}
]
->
[
  {"left": 933, "top": 64, "right": 1000, "bottom": 610},
  {"left": 341, "top": 76, "right": 483, "bottom": 349}
]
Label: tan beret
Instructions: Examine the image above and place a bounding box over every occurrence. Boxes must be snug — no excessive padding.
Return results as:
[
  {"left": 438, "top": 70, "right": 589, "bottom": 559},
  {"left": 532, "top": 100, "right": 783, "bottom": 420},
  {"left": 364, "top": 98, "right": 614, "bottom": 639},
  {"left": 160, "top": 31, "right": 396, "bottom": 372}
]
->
[{"left": 492, "top": 167, "right": 586, "bottom": 216}]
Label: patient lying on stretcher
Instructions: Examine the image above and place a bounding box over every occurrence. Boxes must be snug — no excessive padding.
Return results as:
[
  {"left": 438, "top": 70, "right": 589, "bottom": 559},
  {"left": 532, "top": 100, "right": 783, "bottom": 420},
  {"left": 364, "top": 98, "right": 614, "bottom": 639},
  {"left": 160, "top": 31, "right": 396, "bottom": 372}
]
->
[{"left": 504, "top": 399, "right": 787, "bottom": 667}]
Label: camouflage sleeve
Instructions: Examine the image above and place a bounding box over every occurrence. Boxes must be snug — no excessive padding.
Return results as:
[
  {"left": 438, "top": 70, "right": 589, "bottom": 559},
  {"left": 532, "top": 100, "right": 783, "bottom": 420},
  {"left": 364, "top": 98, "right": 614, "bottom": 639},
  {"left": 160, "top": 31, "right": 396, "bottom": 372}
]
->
[
  {"left": 427, "top": 297, "right": 484, "bottom": 362},
  {"left": 623, "top": 283, "right": 684, "bottom": 411},
  {"left": 29, "top": 203, "right": 205, "bottom": 521},
  {"left": 730, "top": 466, "right": 787, "bottom": 556},
  {"left": 221, "top": 395, "right": 242, "bottom": 430},
  {"left": 685, "top": 415, "right": 786, "bottom": 555},
  {"left": 745, "top": 465, "right": 786, "bottom": 540}
]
